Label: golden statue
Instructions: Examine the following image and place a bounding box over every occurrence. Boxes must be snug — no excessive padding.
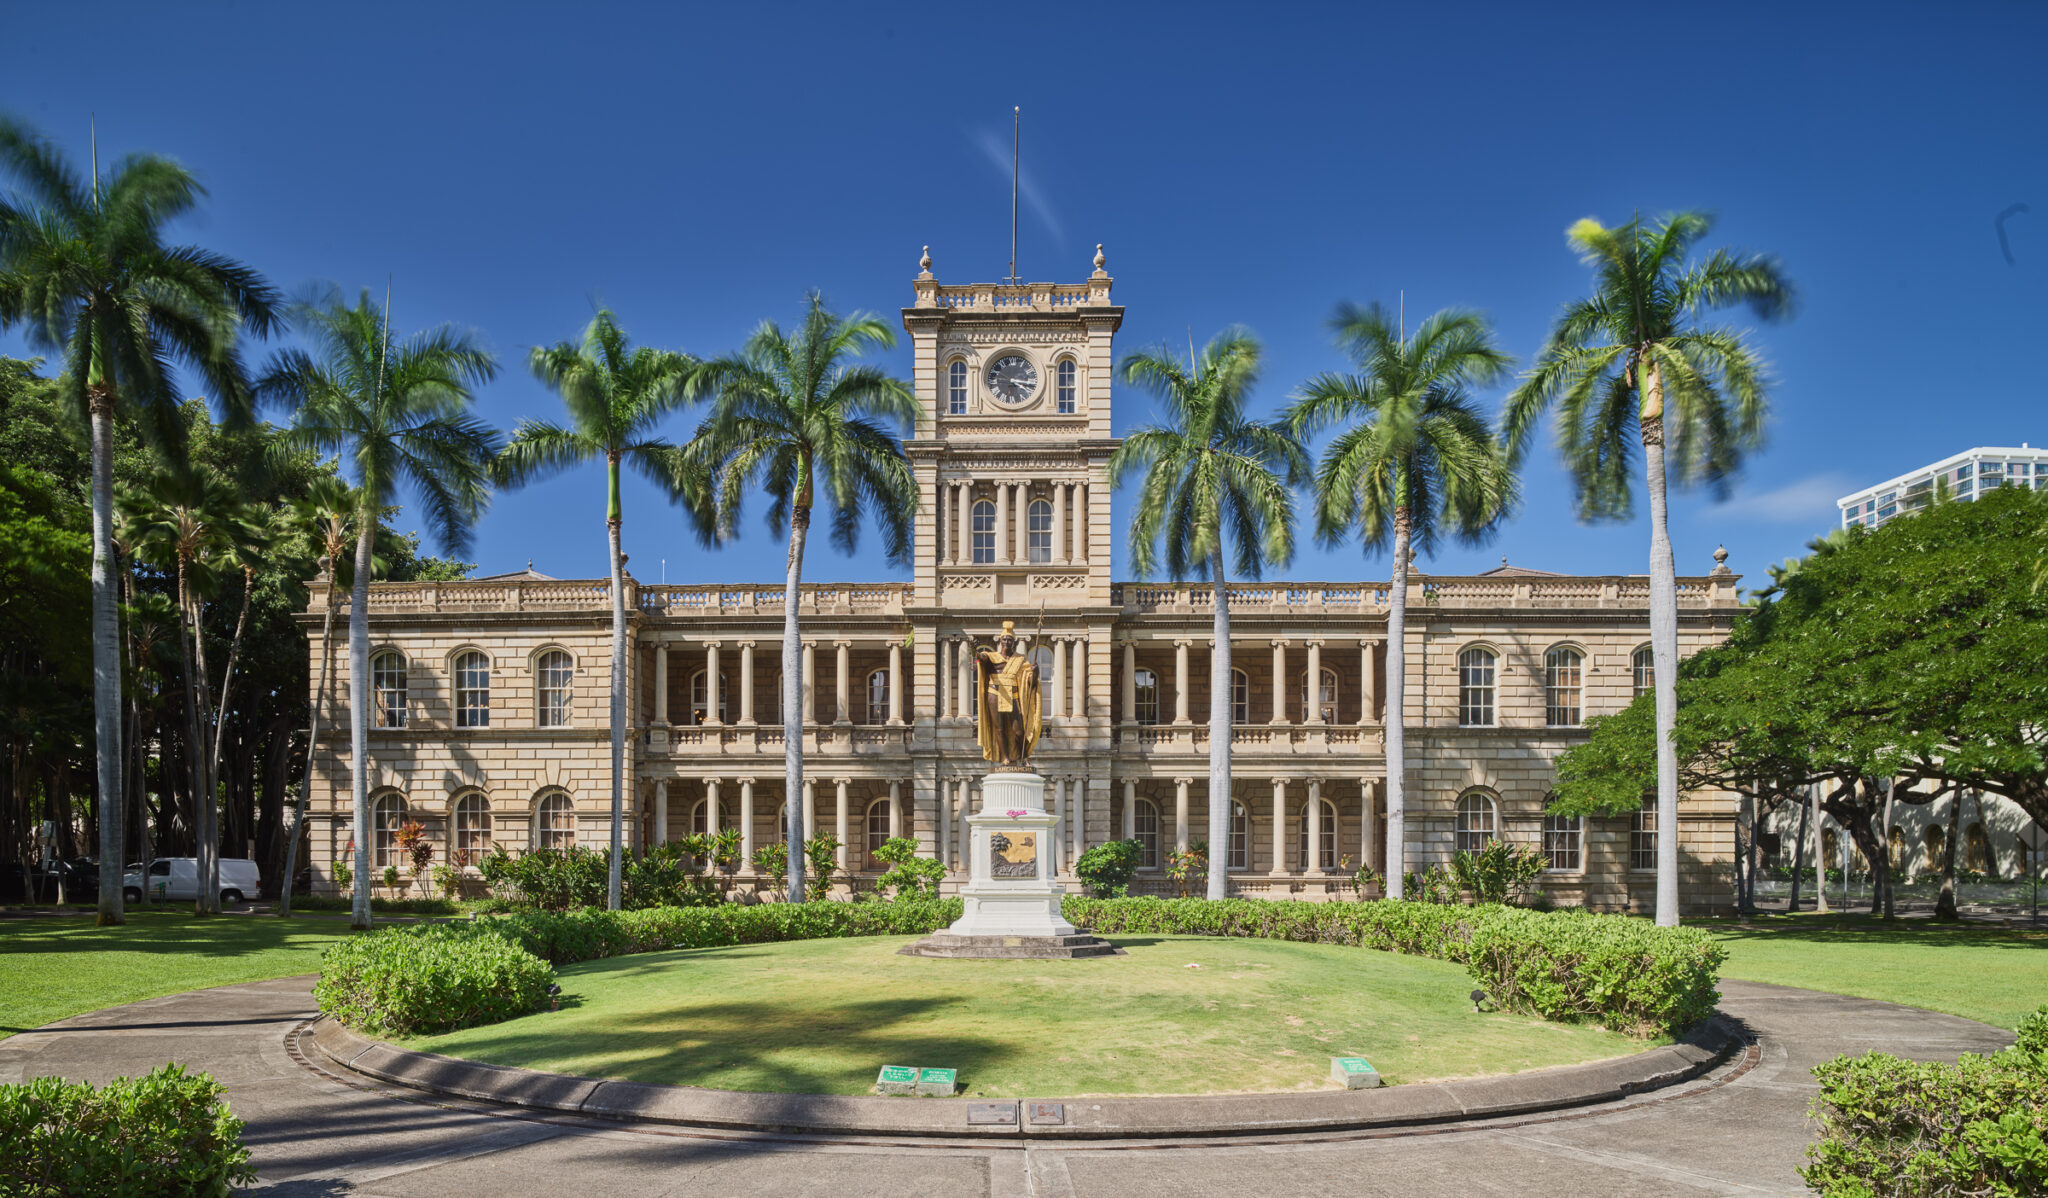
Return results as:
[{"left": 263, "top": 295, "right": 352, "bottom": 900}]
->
[{"left": 974, "top": 620, "right": 1042, "bottom": 767}]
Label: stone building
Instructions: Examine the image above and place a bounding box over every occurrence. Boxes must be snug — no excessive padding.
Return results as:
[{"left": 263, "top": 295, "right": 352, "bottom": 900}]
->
[{"left": 299, "top": 250, "right": 1746, "bottom": 912}]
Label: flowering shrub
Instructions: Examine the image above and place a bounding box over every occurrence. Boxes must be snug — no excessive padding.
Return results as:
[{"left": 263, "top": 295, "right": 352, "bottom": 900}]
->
[{"left": 0, "top": 1064, "right": 255, "bottom": 1197}]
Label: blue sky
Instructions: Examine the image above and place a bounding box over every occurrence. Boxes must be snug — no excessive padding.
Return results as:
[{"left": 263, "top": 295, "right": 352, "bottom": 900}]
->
[{"left": 5, "top": 2, "right": 2044, "bottom": 588}]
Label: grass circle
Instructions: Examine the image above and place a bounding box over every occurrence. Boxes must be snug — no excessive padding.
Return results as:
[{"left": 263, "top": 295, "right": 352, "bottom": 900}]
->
[{"left": 403, "top": 935, "right": 1657, "bottom": 1097}]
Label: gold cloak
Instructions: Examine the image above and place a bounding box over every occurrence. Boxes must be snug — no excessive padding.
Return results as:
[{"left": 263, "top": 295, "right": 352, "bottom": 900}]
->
[{"left": 974, "top": 644, "right": 1042, "bottom": 766}]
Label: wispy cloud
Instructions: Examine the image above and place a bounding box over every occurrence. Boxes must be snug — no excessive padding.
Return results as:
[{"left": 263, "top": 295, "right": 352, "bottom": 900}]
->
[
  {"left": 1700, "top": 472, "right": 1853, "bottom": 523},
  {"left": 974, "top": 125, "right": 1065, "bottom": 252}
]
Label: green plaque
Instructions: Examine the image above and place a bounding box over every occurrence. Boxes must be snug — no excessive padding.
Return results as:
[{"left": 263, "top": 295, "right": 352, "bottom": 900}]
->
[
  {"left": 916, "top": 1066, "right": 958, "bottom": 1097},
  {"left": 876, "top": 1064, "right": 917, "bottom": 1095},
  {"left": 1331, "top": 1056, "right": 1382, "bottom": 1089}
]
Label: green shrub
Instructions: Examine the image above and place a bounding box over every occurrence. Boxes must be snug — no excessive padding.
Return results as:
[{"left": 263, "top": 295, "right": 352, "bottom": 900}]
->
[
  {"left": 803, "top": 836, "right": 841, "bottom": 902},
  {"left": 1073, "top": 839, "right": 1143, "bottom": 898},
  {"left": 1803, "top": 1012, "right": 2048, "bottom": 1197},
  {"left": 314, "top": 922, "right": 555, "bottom": 1037},
  {"left": 481, "top": 898, "right": 964, "bottom": 964},
  {"left": 0, "top": 1063, "right": 255, "bottom": 1197},
  {"left": 331, "top": 857, "right": 352, "bottom": 893},
  {"left": 477, "top": 846, "right": 609, "bottom": 910},
  {"left": 1061, "top": 896, "right": 1722, "bottom": 1036},
  {"left": 1449, "top": 842, "right": 1547, "bottom": 906},
  {"left": 621, "top": 845, "right": 720, "bottom": 910},
  {"left": 872, "top": 837, "right": 945, "bottom": 900}
]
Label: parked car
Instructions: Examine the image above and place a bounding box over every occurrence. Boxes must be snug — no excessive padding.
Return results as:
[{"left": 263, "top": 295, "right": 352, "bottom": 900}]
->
[{"left": 121, "top": 858, "right": 261, "bottom": 907}]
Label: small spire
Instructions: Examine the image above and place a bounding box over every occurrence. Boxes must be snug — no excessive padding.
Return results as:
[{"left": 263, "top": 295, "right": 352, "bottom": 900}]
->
[
  {"left": 527, "top": 558, "right": 534, "bottom": 571},
  {"left": 1501, "top": 555, "right": 1508, "bottom": 566}
]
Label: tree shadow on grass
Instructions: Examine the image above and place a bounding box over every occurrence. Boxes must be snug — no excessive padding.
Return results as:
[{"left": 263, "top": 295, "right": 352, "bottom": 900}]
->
[
  {"left": 0, "top": 913, "right": 349, "bottom": 961},
  {"left": 1704, "top": 914, "right": 2048, "bottom": 954}
]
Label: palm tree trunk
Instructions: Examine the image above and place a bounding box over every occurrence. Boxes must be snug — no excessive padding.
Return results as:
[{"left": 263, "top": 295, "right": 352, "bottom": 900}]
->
[
  {"left": 1385, "top": 506, "right": 1411, "bottom": 899},
  {"left": 348, "top": 520, "right": 374, "bottom": 931},
  {"left": 783, "top": 497, "right": 810, "bottom": 903},
  {"left": 174, "top": 564, "right": 214, "bottom": 915},
  {"left": 279, "top": 574, "right": 338, "bottom": 917},
  {"left": 208, "top": 568, "right": 253, "bottom": 825},
  {"left": 188, "top": 568, "right": 221, "bottom": 915},
  {"left": 1640, "top": 366, "right": 1682, "bottom": 927},
  {"left": 1936, "top": 787, "right": 1962, "bottom": 920},
  {"left": 1207, "top": 548, "right": 1231, "bottom": 900},
  {"left": 606, "top": 467, "right": 626, "bottom": 912},
  {"left": 89, "top": 396, "right": 125, "bottom": 925}
]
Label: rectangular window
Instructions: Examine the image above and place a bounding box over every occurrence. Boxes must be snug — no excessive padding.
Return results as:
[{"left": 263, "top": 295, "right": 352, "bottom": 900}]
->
[
  {"left": 372, "top": 656, "right": 407, "bottom": 729},
  {"left": 1458, "top": 651, "right": 1496, "bottom": 727},
  {"left": 455, "top": 653, "right": 491, "bottom": 729},
  {"left": 1544, "top": 649, "right": 1583, "bottom": 727},
  {"left": 1631, "top": 804, "right": 1658, "bottom": 871},
  {"left": 1134, "top": 670, "right": 1159, "bottom": 726},
  {"left": 970, "top": 501, "right": 996, "bottom": 564},
  {"left": 1134, "top": 800, "right": 1159, "bottom": 868},
  {"left": 1056, "top": 360, "right": 1077, "bottom": 414},
  {"left": 1542, "top": 813, "right": 1582, "bottom": 871},
  {"left": 947, "top": 361, "right": 968, "bottom": 416}
]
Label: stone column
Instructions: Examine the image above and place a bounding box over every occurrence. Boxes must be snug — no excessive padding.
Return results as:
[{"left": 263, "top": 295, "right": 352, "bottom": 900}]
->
[
  {"left": 1174, "top": 640, "right": 1191, "bottom": 724},
  {"left": 1174, "top": 777, "right": 1191, "bottom": 851},
  {"left": 703, "top": 641, "right": 722, "bottom": 726},
  {"left": 887, "top": 640, "right": 903, "bottom": 724},
  {"left": 834, "top": 641, "right": 851, "bottom": 724},
  {"left": 938, "top": 780, "right": 952, "bottom": 870},
  {"left": 1361, "top": 777, "right": 1378, "bottom": 882},
  {"left": 653, "top": 644, "right": 670, "bottom": 724},
  {"left": 738, "top": 778, "right": 756, "bottom": 868},
  {"left": 1049, "top": 637, "right": 1066, "bottom": 719},
  {"left": 1360, "top": 639, "right": 1378, "bottom": 725},
  {"left": 996, "top": 483, "right": 1010, "bottom": 564},
  {"left": 1051, "top": 777, "right": 1066, "bottom": 874},
  {"left": 1070, "top": 638, "right": 1087, "bottom": 719},
  {"left": 958, "top": 779, "right": 973, "bottom": 866},
  {"left": 1122, "top": 642, "right": 1137, "bottom": 723},
  {"left": 654, "top": 779, "right": 669, "bottom": 845},
  {"left": 801, "top": 778, "right": 816, "bottom": 842},
  {"left": 735, "top": 641, "right": 756, "bottom": 726},
  {"left": 1071, "top": 771, "right": 1086, "bottom": 860},
  {"left": 962, "top": 636, "right": 977, "bottom": 717},
  {"left": 1306, "top": 640, "right": 1323, "bottom": 724},
  {"left": 801, "top": 641, "right": 817, "bottom": 726},
  {"left": 705, "top": 778, "right": 721, "bottom": 834},
  {"left": 888, "top": 780, "right": 902, "bottom": 840},
  {"left": 1306, "top": 779, "right": 1324, "bottom": 875},
  {"left": 1271, "top": 778, "right": 1288, "bottom": 874},
  {"left": 1076, "top": 483, "right": 1089, "bottom": 562},
  {"left": 939, "top": 639, "right": 954, "bottom": 721},
  {"left": 1053, "top": 482, "right": 1067, "bottom": 564},
  {"left": 1123, "top": 780, "right": 1137, "bottom": 841},
  {"left": 957, "top": 481, "right": 972, "bottom": 564},
  {"left": 939, "top": 483, "right": 951, "bottom": 565},
  {"left": 834, "top": 778, "right": 850, "bottom": 872},
  {"left": 1271, "top": 639, "right": 1289, "bottom": 725}
]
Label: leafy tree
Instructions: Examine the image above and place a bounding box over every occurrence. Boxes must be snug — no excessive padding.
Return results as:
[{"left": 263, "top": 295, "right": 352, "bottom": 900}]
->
[
  {"left": 1286, "top": 304, "right": 1514, "bottom": 897},
  {"left": 0, "top": 118, "right": 280, "bottom": 923},
  {"left": 1504, "top": 212, "right": 1792, "bottom": 926},
  {"left": 1112, "top": 330, "right": 1307, "bottom": 900},
  {"left": 688, "top": 294, "right": 918, "bottom": 903},
  {"left": 498, "top": 310, "right": 703, "bottom": 910},
  {"left": 265, "top": 289, "right": 499, "bottom": 930}
]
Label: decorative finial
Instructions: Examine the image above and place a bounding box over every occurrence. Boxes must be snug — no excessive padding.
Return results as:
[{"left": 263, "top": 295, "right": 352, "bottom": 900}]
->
[
  {"left": 527, "top": 558, "right": 534, "bottom": 570},
  {"left": 919, "top": 245, "right": 932, "bottom": 273},
  {"left": 1501, "top": 555, "right": 1508, "bottom": 566},
  {"left": 1093, "top": 243, "right": 1106, "bottom": 271},
  {"left": 1711, "top": 545, "right": 1732, "bottom": 575}
]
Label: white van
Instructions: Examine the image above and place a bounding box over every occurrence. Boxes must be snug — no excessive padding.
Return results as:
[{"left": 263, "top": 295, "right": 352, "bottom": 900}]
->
[{"left": 122, "top": 858, "right": 261, "bottom": 906}]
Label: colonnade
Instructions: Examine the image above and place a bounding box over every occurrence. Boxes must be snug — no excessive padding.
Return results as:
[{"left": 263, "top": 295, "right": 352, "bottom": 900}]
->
[
  {"left": 1118, "top": 637, "right": 1387, "bottom": 726},
  {"left": 937, "top": 635, "right": 1089, "bottom": 718},
  {"left": 649, "top": 638, "right": 905, "bottom": 727},
  {"left": 937, "top": 478, "right": 1089, "bottom": 565},
  {"left": 1117, "top": 775, "right": 1382, "bottom": 877}
]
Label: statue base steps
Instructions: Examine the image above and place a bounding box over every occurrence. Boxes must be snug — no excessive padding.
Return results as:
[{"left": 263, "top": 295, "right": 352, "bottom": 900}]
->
[{"left": 898, "top": 933, "right": 1119, "bottom": 960}]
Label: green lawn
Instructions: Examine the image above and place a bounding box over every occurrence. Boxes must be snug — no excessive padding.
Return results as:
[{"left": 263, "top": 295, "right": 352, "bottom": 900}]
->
[
  {"left": 0, "top": 913, "right": 352, "bottom": 1039},
  {"left": 1707, "top": 916, "right": 2048, "bottom": 1029},
  {"left": 405, "top": 935, "right": 1651, "bottom": 1097}
]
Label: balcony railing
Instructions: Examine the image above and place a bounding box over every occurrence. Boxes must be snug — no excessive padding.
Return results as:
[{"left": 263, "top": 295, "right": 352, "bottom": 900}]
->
[
  {"left": 637, "top": 583, "right": 909, "bottom": 617},
  {"left": 1109, "top": 576, "right": 1735, "bottom": 613}
]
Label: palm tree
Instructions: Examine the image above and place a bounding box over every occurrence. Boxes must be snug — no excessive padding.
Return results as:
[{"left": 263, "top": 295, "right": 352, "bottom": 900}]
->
[
  {"left": 1286, "top": 304, "right": 1515, "bottom": 899},
  {"left": 263, "top": 289, "right": 498, "bottom": 930},
  {"left": 688, "top": 294, "right": 918, "bottom": 903},
  {"left": 1503, "top": 212, "right": 1792, "bottom": 926},
  {"left": 1111, "top": 330, "right": 1307, "bottom": 900},
  {"left": 277, "top": 476, "right": 361, "bottom": 917},
  {"left": 0, "top": 117, "right": 279, "bottom": 924},
  {"left": 498, "top": 310, "right": 703, "bottom": 910}
]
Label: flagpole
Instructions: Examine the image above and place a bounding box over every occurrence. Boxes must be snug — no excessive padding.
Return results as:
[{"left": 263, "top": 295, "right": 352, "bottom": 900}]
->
[{"left": 1009, "top": 106, "right": 1019, "bottom": 284}]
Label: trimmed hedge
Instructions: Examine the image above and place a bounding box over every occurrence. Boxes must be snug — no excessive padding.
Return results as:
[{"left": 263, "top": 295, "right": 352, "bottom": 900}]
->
[
  {"left": 481, "top": 898, "right": 964, "bottom": 964},
  {"left": 1803, "top": 1006, "right": 2048, "bottom": 1197},
  {"left": 1061, "top": 896, "right": 1725, "bottom": 1034},
  {"left": 0, "top": 1063, "right": 255, "bottom": 1197},
  {"left": 314, "top": 922, "right": 555, "bottom": 1037}
]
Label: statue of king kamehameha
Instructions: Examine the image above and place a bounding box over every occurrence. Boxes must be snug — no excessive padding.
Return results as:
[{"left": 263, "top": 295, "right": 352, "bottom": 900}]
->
[{"left": 974, "top": 620, "right": 1042, "bottom": 768}]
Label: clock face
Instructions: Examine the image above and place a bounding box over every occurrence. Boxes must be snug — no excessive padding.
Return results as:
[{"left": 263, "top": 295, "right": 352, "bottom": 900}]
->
[{"left": 985, "top": 354, "right": 1039, "bottom": 405}]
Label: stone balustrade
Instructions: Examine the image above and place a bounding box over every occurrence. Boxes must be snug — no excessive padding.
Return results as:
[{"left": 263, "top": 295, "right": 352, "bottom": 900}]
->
[{"left": 1110, "top": 576, "right": 1735, "bottom": 613}]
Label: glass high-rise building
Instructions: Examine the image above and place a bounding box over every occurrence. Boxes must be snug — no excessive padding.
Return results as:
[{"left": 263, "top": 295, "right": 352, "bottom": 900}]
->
[{"left": 1836, "top": 445, "right": 2048, "bottom": 529}]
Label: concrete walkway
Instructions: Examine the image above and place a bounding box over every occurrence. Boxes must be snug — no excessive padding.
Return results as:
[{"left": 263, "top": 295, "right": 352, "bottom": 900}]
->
[{"left": 0, "top": 977, "right": 2012, "bottom": 1197}]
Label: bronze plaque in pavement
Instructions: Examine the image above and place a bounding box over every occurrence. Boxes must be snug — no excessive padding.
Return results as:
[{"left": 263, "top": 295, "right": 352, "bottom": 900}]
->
[
  {"left": 1029, "top": 1102, "right": 1065, "bottom": 1125},
  {"left": 967, "top": 1102, "right": 1019, "bottom": 1125}
]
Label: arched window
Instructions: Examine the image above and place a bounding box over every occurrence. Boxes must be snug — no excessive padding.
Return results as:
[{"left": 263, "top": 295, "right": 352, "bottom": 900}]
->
[
  {"left": 1031, "top": 645, "right": 1055, "bottom": 681},
  {"left": 1458, "top": 648, "right": 1496, "bottom": 726},
  {"left": 689, "top": 669, "right": 726, "bottom": 726},
  {"left": 535, "top": 790, "right": 575, "bottom": 850},
  {"left": 535, "top": 649, "right": 573, "bottom": 728},
  {"left": 371, "top": 651, "right": 407, "bottom": 729},
  {"left": 371, "top": 792, "right": 407, "bottom": 867},
  {"left": 1924, "top": 824, "right": 1947, "bottom": 865},
  {"left": 1888, "top": 826, "right": 1906, "bottom": 871},
  {"left": 773, "top": 802, "right": 791, "bottom": 845},
  {"left": 453, "top": 650, "right": 491, "bottom": 728},
  {"left": 1300, "top": 668, "right": 1338, "bottom": 723},
  {"left": 1964, "top": 824, "right": 1994, "bottom": 876},
  {"left": 1631, "top": 802, "right": 1658, "bottom": 871},
  {"left": 1542, "top": 812, "right": 1582, "bottom": 871},
  {"left": 866, "top": 798, "right": 893, "bottom": 868},
  {"left": 1027, "top": 499, "right": 1053, "bottom": 562},
  {"left": 1055, "top": 359, "right": 1077, "bottom": 413},
  {"left": 1632, "top": 646, "right": 1655, "bottom": 699},
  {"left": 1134, "top": 799, "right": 1160, "bottom": 867},
  {"left": 866, "top": 669, "right": 890, "bottom": 724},
  {"left": 1455, "top": 791, "right": 1497, "bottom": 854},
  {"left": 1228, "top": 800, "right": 1250, "bottom": 870},
  {"left": 1134, "top": 668, "right": 1160, "bottom": 725},
  {"left": 1295, "top": 799, "right": 1340, "bottom": 870},
  {"left": 948, "top": 360, "right": 968, "bottom": 415},
  {"left": 689, "top": 796, "right": 727, "bottom": 836},
  {"left": 453, "top": 792, "right": 491, "bottom": 856},
  {"left": 971, "top": 499, "right": 996, "bottom": 563},
  {"left": 1545, "top": 646, "right": 1584, "bottom": 727},
  {"left": 1231, "top": 668, "right": 1249, "bottom": 725}
]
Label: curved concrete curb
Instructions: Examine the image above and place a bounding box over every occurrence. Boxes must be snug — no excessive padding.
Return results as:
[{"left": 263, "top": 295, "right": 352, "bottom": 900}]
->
[{"left": 307, "top": 1014, "right": 1742, "bottom": 1140}]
